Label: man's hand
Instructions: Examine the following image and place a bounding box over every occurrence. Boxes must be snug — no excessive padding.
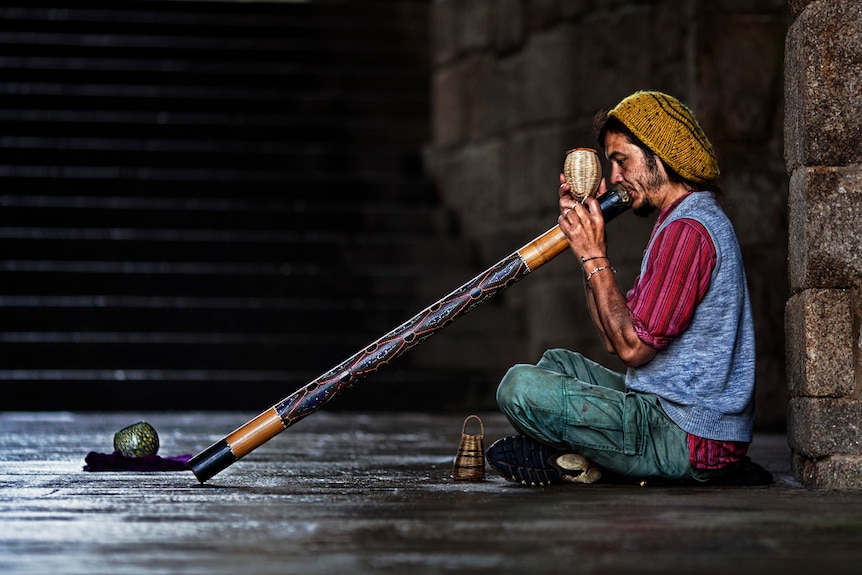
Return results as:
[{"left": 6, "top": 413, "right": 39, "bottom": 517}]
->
[{"left": 558, "top": 173, "right": 608, "bottom": 262}]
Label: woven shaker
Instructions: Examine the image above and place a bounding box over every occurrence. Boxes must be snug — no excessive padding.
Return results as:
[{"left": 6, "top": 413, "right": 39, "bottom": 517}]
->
[
  {"left": 563, "top": 148, "right": 602, "bottom": 202},
  {"left": 452, "top": 414, "right": 485, "bottom": 481}
]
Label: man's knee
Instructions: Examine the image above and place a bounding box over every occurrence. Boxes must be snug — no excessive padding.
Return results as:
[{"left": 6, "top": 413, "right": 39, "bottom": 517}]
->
[{"left": 496, "top": 364, "right": 537, "bottom": 412}]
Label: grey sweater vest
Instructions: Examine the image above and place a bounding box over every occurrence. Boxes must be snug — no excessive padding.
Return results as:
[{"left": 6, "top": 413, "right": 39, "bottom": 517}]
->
[{"left": 625, "top": 192, "right": 756, "bottom": 442}]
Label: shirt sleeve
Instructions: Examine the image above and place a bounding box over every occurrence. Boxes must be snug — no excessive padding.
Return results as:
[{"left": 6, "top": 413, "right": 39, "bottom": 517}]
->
[{"left": 626, "top": 218, "right": 716, "bottom": 350}]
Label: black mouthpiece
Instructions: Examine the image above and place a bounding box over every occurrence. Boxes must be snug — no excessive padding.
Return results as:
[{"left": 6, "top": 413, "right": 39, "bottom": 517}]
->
[{"left": 598, "top": 188, "right": 632, "bottom": 222}]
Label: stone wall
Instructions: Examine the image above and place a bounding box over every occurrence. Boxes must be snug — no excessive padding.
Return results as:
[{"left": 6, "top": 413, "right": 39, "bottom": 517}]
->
[
  {"left": 784, "top": 0, "right": 862, "bottom": 488},
  {"left": 428, "top": 1, "right": 790, "bottom": 430}
]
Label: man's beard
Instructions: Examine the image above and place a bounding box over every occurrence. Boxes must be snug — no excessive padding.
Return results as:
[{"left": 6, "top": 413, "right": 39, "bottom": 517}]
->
[{"left": 632, "top": 157, "right": 668, "bottom": 217}]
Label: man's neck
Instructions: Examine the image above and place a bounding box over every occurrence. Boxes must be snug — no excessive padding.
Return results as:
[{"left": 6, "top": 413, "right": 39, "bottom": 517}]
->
[{"left": 654, "top": 182, "right": 695, "bottom": 213}]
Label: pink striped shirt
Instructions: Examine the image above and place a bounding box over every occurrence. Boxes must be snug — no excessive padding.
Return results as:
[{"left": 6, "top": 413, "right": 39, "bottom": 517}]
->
[{"left": 625, "top": 192, "right": 748, "bottom": 469}]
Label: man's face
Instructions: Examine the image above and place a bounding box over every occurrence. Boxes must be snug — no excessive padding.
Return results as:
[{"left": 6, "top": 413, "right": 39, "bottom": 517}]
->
[{"left": 604, "top": 132, "right": 668, "bottom": 217}]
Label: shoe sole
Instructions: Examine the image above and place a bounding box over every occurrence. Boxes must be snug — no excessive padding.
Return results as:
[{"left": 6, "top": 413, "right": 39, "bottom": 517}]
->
[{"left": 487, "top": 436, "right": 601, "bottom": 486}]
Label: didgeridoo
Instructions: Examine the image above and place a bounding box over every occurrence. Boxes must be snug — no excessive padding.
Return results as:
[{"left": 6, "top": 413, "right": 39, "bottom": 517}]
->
[{"left": 189, "top": 187, "right": 631, "bottom": 483}]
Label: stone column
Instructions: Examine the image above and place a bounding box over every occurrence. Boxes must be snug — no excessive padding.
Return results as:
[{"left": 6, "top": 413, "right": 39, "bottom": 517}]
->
[{"left": 784, "top": 0, "right": 862, "bottom": 488}]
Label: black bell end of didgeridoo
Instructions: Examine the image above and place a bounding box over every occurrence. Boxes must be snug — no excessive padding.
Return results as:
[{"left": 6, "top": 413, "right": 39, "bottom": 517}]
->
[{"left": 188, "top": 439, "right": 236, "bottom": 483}]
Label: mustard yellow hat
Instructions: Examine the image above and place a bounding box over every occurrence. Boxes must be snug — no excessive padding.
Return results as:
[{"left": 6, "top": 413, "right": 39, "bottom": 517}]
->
[{"left": 608, "top": 91, "right": 719, "bottom": 184}]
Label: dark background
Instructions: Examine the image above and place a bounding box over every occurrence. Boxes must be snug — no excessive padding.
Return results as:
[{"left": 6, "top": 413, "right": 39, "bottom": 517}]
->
[{"left": 0, "top": 0, "right": 499, "bottom": 411}]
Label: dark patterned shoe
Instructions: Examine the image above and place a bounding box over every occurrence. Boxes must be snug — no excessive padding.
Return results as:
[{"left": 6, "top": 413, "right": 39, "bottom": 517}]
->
[{"left": 486, "top": 435, "right": 601, "bottom": 486}]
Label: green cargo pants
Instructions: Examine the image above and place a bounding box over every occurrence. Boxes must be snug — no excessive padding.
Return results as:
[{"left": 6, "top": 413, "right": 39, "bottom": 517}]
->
[{"left": 496, "top": 348, "right": 692, "bottom": 480}]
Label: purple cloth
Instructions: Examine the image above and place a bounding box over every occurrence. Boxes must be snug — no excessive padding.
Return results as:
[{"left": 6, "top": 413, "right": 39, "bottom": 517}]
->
[{"left": 83, "top": 451, "right": 192, "bottom": 472}]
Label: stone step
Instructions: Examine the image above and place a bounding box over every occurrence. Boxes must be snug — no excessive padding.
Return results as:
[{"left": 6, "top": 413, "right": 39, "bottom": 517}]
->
[
  {"left": 0, "top": 366, "right": 504, "bottom": 412},
  {"left": 1, "top": 195, "right": 454, "bottom": 234},
  {"left": 0, "top": 1, "right": 525, "bottom": 411}
]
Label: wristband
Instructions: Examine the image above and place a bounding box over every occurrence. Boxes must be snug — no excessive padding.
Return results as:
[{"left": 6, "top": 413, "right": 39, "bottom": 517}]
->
[{"left": 581, "top": 255, "right": 609, "bottom": 264}]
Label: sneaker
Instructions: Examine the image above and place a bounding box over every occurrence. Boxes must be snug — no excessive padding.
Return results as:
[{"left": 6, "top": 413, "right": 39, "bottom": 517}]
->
[{"left": 486, "top": 435, "right": 601, "bottom": 486}]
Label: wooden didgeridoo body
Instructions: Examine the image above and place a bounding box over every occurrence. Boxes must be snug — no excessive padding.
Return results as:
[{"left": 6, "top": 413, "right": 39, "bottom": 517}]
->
[{"left": 189, "top": 189, "right": 631, "bottom": 483}]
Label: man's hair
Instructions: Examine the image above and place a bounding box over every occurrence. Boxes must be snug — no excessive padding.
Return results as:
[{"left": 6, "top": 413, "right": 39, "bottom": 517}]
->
[{"left": 594, "top": 111, "right": 721, "bottom": 196}]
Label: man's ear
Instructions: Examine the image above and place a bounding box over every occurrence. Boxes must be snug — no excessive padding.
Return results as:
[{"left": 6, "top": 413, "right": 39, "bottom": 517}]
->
[{"left": 655, "top": 156, "right": 669, "bottom": 178}]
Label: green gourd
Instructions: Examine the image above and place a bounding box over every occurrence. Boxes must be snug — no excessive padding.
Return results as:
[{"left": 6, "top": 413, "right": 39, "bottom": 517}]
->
[{"left": 113, "top": 421, "right": 160, "bottom": 457}]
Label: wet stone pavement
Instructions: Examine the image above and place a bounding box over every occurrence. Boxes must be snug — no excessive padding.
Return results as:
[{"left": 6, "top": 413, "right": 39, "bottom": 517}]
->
[{"left": 2, "top": 411, "right": 862, "bottom": 575}]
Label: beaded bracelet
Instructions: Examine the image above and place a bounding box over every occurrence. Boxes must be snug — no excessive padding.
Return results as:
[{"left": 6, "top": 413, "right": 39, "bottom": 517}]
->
[{"left": 585, "top": 265, "right": 616, "bottom": 282}]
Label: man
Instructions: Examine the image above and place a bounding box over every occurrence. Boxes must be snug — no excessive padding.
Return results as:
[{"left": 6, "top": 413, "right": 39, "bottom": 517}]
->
[{"left": 486, "top": 91, "right": 772, "bottom": 486}]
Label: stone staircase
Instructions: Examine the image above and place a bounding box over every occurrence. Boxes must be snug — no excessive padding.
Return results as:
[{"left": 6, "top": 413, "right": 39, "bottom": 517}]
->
[{"left": 0, "top": 0, "right": 522, "bottom": 411}]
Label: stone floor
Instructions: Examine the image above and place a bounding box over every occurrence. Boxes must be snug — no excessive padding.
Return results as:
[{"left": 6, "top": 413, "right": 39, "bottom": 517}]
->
[{"left": 2, "top": 411, "right": 862, "bottom": 575}]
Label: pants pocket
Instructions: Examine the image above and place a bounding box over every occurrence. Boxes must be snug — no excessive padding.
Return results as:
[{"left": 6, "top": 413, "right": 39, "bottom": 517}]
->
[{"left": 561, "top": 383, "right": 644, "bottom": 457}]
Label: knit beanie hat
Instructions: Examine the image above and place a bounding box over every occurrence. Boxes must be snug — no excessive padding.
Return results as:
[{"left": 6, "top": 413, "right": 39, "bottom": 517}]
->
[{"left": 608, "top": 91, "right": 719, "bottom": 184}]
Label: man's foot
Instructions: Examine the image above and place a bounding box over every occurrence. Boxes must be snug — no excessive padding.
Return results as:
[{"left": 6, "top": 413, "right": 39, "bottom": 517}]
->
[{"left": 486, "top": 435, "right": 601, "bottom": 486}]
